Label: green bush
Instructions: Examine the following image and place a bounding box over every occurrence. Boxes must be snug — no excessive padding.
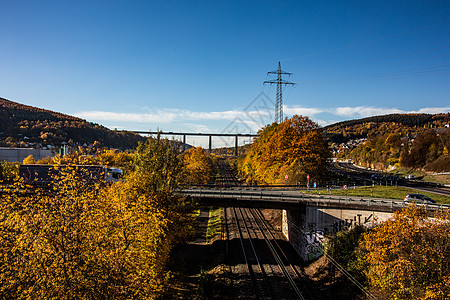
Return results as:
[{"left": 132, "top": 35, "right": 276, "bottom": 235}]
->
[{"left": 325, "top": 225, "right": 367, "bottom": 277}]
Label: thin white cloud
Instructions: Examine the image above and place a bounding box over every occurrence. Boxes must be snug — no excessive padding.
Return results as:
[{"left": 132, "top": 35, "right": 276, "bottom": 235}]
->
[
  {"left": 77, "top": 106, "right": 450, "bottom": 129},
  {"left": 239, "top": 120, "right": 266, "bottom": 132},
  {"left": 183, "top": 110, "right": 249, "bottom": 120},
  {"left": 331, "top": 106, "right": 450, "bottom": 117},
  {"left": 77, "top": 111, "right": 177, "bottom": 123},
  {"left": 315, "top": 119, "right": 332, "bottom": 127},
  {"left": 415, "top": 107, "right": 450, "bottom": 114},
  {"left": 333, "top": 106, "right": 401, "bottom": 117},
  {"left": 182, "top": 123, "right": 212, "bottom": 133}
]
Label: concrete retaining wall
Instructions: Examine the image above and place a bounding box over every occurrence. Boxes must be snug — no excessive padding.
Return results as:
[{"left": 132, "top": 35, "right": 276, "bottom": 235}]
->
[{"left": 0, "top": 147, "right": 53, "bottom": 162}]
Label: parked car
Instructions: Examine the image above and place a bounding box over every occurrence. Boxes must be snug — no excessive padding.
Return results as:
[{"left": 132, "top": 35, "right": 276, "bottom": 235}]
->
[
  {"left": 404, "top": 194, "right": 436, "bottom": 204},
  {"left": 405, "top": 175, "right": 415, "bottom": 180}
]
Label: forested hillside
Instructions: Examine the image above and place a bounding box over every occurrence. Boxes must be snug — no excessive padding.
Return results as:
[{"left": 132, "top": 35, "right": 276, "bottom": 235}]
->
[
  {"left": 0, "top": 97, "right": 144, "bottom": 149},
  {"left": 324, "top": 113, "right": 450, "bottom": 171},
  {"left": 323, "top": 113, "right": 449, "bottom": 144}
]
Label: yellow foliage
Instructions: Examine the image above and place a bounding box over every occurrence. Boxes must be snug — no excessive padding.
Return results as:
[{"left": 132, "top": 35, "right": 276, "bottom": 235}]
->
[
  {"left": 33, "top": 148, "right": 134, "bottom": 174},
  {"left": 22, "top": 154, "right": 35, "bottom": 164},
  {"left": 182, "top": 147, "right": 216, "bottom": 184},
  {"left": 360, "top": 206, "right": 450, "bottom": 299},
  {"left": 0, "top": 139, "right": 193, "bottom": 299}
]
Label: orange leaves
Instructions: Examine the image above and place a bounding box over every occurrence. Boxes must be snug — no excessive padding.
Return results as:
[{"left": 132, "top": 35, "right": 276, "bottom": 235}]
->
[
  {"left": 360, "top": 206, "right": 450, "bottom": 299},
  {"left": 239, "top": 115, "right": 330, "bottom": 184}
]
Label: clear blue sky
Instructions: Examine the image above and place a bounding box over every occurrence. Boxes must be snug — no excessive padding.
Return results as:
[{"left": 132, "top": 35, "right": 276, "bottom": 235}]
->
[{"left": 1, "top": 1, "right": 449, "bottom": 147}]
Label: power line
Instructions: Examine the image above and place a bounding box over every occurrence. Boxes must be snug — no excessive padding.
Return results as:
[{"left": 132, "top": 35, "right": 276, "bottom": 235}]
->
[
  {"left": 281, "top": 19, "right": 450, "bottom": 62},
  {"left": 302, "top": 64, "right": 450, "bottom": 83},
  {"left": 319, "top": 44, "right": 450, "bottom": 69}
]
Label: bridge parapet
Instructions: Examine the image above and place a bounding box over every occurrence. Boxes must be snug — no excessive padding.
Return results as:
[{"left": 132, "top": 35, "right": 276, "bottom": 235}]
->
[{"left": 181, "top": 188, "right": 450, "bottom": 215}]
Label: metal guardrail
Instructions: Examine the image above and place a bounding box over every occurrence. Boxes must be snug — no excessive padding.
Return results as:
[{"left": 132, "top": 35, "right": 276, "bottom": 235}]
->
[{"left": 181, "top": 189, "right": 450, "bottom": 213}]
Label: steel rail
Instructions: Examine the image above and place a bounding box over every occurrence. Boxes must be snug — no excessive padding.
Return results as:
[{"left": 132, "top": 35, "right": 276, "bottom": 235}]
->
[
  {"left": 253, "top": 208, "right": 316, "bottom": 299},
  {"left": 232, "top": 207, "right": 259, "bottom": 299},
  {"left": 248, "top": 208, "right": 306, "bottom": 300},
  {"left": 237, "top": 207, "right": 274, "bottom": 299}
]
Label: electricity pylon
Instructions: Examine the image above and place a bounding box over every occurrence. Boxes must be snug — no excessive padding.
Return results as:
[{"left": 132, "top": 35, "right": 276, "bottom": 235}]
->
[{"left": 264, "top": 61, "right": 295, "bottom": 123}]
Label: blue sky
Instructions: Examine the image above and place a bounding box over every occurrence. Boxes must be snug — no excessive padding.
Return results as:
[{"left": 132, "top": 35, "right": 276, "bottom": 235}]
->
[{"left": 1, "top": 1, "right": 449, "bottom": 147}]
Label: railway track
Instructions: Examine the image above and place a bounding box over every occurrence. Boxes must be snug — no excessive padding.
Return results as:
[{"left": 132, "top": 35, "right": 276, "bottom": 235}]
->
[
  {"left": 216, "top": 158, "right": 318, "bottom": 299},
  {"left": 207, "top": 159, "right": 382, "bottom": 299},
  {"left": 250, "top": 208, "right": 315, "bottom": 299},
  {"left": 228, "top": 206, "right": 315, "bottom": 299},
  {"left": 216, "top": 160, "right": 240, "bottom": 186},
  {"left": 232, "top": 206, "right": 274, "bottom": 299}
]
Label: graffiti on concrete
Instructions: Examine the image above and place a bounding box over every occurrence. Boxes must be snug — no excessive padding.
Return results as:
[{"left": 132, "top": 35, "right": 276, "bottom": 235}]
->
[{"left": 304, "top": 230, "right": 324, "bottom": 261}]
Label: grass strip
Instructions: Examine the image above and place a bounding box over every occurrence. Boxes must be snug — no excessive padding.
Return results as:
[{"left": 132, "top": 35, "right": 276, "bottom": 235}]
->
[{"left": 206, "top": 207, "right": 223, "bottom": 242}]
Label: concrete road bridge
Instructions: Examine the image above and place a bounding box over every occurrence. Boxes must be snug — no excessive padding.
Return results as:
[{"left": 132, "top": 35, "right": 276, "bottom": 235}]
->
[
  {"left": 182, "top": 187, "right": 450, "bottom": 261},
  {"left": 181, "top": 187, "right": 449, "bottom": 212}
]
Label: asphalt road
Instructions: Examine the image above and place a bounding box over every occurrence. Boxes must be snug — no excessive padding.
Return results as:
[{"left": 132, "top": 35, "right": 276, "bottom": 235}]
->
[{"left": 331, "top": 162, "right": 450, "bottom": 197}]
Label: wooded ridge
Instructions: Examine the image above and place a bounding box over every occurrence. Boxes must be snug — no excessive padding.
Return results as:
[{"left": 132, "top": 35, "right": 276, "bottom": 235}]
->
[
  {"left": 0, "top": 97, "right": 145, "bottom": 149},
  {"left": 323, "top": 113, "right": 449, "bottom": 144}
]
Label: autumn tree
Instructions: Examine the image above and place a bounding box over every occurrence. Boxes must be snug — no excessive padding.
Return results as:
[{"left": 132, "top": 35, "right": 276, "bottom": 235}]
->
[
  {"left": 239, "top": 115, "right": 331, "bottom": 184},
  {"left": 359, "top": 206, "right": 450, "bottom": 299},
  {"left": 335, "top": 120, "right": 450, "bottom": 171},
  {"left": 345, "top": 130, "right": 405, "bottom": 169},
  {"left": 182, "top": 147, "right": 217, "bottom": 184},
  {"left": 0, "top": 138, "right": 193, "bottom": 299},
  {"left": 38, "top": 148, "right": 134, "bottom": 173},
  {"left": 133, "top": 137, "right": 184, "bottom": 191}
]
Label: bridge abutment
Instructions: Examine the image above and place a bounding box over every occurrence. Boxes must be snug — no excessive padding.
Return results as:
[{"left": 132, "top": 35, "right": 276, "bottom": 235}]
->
[{"left": 282, "top": 206, "right": 393, "bottom": 261}]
